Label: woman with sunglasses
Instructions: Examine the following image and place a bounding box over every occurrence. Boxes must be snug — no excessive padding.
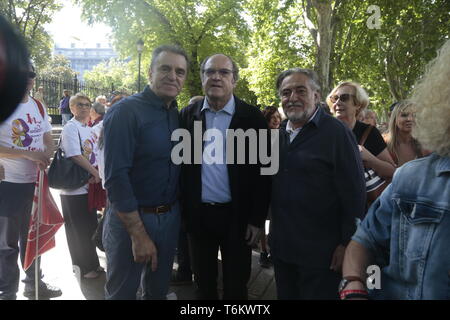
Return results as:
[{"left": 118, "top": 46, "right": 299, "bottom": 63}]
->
[
  {"left": 384, "top": 100, "right": 430, "bottom": 166},
  {"left": 326, "top": 82, "right": 396, "bottom": 183},
  {"left": 59, "top": 92, "right": 102, "bottom": 279}
]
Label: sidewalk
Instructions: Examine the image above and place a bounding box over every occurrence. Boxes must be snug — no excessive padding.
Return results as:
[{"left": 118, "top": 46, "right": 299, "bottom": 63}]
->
[{"left": 17, "top": 188, "right": 276, "bottom": 300}]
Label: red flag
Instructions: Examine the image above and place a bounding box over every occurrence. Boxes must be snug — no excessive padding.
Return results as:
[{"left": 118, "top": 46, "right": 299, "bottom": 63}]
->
[{"left": 23, "top": 172, "right": 64, "bottom": 271}]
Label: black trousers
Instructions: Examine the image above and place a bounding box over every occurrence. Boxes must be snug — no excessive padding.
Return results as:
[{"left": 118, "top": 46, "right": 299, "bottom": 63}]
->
[
  {"left": 176, "top": 226, "right": 192, "bottom": 278},
  {"left": 60, "top": 194, "right": 99, "bottom": 275},
  {"left": 188, "top": 204, "right": 251, "bottom": 300},
  {"left": 273, "top": 257, "right": 341, "bottom": 300}
]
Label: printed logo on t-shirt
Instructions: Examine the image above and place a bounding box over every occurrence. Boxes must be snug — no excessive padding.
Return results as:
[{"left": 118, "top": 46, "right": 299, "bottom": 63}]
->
[
  {"left": 83, "top": 139, "right": 96, "bottom": 164},
  {"left": 10, "top": 112, "right": 44, "bottom": 150},
  {"left": 12, "top": 119, "right": 33, "bottom": 147}
]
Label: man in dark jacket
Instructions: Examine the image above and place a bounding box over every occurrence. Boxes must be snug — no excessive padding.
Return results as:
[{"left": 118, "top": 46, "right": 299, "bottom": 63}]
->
[
  {"left": 269, "top": 68, "right": 366, "bottom": 299},
  {"left": 179, "top": 54, "right": 270, "bottom": 299}
]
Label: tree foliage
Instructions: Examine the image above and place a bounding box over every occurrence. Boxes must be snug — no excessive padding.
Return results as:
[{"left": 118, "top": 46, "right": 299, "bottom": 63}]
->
[
  {"left": 242, "top": 0, "right": 314, "bottom": 106},
  {"left": 38, "top": 54, "right": 76, "bottom": 81},
  {"left": 0, "top": 0, "right": 62, "bottom": 68},
  {"left": 75, "top": 0, "right": 254, "bottom": 106},
  {"left": 74, "top": 0, "right": 449, "bottom": 114},
  {"left": 83, "top": 59, "right": 136, "bottom": 94}
]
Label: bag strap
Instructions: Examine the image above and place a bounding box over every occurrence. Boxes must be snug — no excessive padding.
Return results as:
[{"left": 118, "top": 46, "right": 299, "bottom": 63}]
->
[
  {"left": 31, "top": 97, "right": 45, "bottom": 120},
  {"left": 359, "top": 125, "right": 373, "bottom": 146},
  {"left": 77, "top": 129, "right": 84, "bottom": 155}
]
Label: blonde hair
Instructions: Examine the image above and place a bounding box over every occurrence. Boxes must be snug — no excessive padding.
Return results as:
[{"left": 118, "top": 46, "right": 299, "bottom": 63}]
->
[
  {"left": 95, "top": 95, "right": 107, "bottom": 103},
  {"left": 386, "top": 100, "right": 422, "bottom": 162},
  {"left": 326, "top": 81, "right": 370, "bottom": 116},
  {"left": 410, "top": 40, "right": 450, "bottom": 157},
  {"left": 69, "top": 92, "right": 91, "bottom": 107}
]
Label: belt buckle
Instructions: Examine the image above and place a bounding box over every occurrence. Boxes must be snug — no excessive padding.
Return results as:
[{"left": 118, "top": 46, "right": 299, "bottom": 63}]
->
[{"left": 155, "top": 205, "right": 166, "bottom": 214}]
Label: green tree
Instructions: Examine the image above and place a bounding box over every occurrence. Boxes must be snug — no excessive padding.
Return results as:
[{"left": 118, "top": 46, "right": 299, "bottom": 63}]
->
[
  {"left": 0, "top": 0, "right": 62, "bottom": 68},
  {"left": 243, "top": 0, "right": 314, "bottom": 106},
  {"left": 75, "top": 0, "right": 253, "bottom": 106},
  {"left": 83, "top": 59, "right": 136, "bottom": 94},
  {"left": 39, "top": 54, "right": 76, "bottom": 81}
]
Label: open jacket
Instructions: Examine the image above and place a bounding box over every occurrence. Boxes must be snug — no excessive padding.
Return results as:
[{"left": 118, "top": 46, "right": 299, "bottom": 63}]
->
[{"left": 179, "top": 96, "right": 271, "bottom": 235}]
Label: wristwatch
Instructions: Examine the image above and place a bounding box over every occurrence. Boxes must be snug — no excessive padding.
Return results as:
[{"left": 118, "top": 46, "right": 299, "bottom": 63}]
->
[{"left": 338, "top": 276, "right": 365, "bottom": 293}]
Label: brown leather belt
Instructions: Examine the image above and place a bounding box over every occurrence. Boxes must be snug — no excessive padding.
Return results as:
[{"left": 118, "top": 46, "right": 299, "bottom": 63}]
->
[{"left": 140, "top": 205, "right": 171, "bottom": 214}]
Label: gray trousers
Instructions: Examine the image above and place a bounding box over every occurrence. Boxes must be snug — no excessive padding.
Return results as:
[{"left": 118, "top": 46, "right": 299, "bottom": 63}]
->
[{"left": 0, "top": 182, "right": 42, "bottom": 299}]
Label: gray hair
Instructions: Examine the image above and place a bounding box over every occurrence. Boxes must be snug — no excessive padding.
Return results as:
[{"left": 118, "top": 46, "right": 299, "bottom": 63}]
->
[
  {"left": 91, "top": 102, "right": 105, "bottom": 115},
  {"left": 149, "top": 44, "right": 189, "bottom": 72},
  {"left": 69, "top": 92, "right": 91, "bottom": 107},
  {"left": 200, "top": 54, "right": 240, "bottom": 82},
  {"left": 276, "top": 68, "right": 320, "bottom": 93}
]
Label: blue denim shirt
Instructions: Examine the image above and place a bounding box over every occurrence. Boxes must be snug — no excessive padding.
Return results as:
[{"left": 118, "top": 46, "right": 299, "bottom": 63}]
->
[
  {"left": 353, "top": 153, "right": 450, "bottom": 299},
  {"left": 103, "top": 86, "right": 180, "bottom": 213}
]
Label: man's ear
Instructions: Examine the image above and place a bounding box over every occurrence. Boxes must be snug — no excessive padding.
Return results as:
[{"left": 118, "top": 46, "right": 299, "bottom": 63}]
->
[
  {"left": 148, "top": 70, "right": 152, "bottom": 85},
  {"left": 232, "top": 77, "right": 237, "bottom": 89},
  {"left": 313, "top": 91, "right": 320, "bottom": 104}
]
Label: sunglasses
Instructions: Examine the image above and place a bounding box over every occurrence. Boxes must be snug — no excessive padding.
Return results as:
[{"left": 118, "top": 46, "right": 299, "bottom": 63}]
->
[
  {"left": 329, "top": 93, "right": 355, "bottom": 103},
  {"left": 28, "top": 71, "right": 36, "bottom": 79},
  {"left": 76, "top": 102, "right": 91, "bottom": 108}
]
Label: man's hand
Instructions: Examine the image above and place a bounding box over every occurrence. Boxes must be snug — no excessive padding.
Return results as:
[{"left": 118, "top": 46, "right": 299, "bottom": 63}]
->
[
  {"left": 130, "top": 232, "right": 158, "bottom": 271},
  {"left": 330, "top": 244, "right": 346, "bottom": 272},
  {"left": 117, "top": 211, "right": 158, "bottom": 271},
  {"left": 245, "top": 224, "right": 262, "bottom": 247}
]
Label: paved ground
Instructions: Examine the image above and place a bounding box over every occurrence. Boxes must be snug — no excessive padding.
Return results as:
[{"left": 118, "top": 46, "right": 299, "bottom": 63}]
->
[{"left": 16, "top": 188, "right": 277, "bottom": 300}]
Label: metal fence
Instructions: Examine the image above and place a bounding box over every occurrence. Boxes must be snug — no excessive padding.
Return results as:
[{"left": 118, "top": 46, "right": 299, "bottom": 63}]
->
[{"left": 32, "top": 76, "right": 111, "bottom": 120}]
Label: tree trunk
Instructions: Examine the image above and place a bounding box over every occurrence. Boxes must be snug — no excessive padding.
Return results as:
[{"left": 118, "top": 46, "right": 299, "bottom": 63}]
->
[
  {"left": 187, "top": 48, "right": 202, "bottom": 98},
  {"left": 314, "top": 1, "right": 333, "bottom": 100}
]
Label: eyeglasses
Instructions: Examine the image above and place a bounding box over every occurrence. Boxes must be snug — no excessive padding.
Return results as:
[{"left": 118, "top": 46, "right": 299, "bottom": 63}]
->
[
  {"left": 329, "top": 93, "right": 355, "bottom": 103},
  {"left": 28, "top": 71, "right": 36, "bottom": 79},
  {"left": 76, "top": 102, "right": 91, "bottom": 108},
  {"left": 203, "top": 68, "right": 233, "bottom": 78}
]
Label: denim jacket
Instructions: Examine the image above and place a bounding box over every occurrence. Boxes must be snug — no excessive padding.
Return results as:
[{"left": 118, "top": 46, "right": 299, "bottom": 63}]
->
[{"left": 353, "top": 153, "right": 450, "bottom": 300}]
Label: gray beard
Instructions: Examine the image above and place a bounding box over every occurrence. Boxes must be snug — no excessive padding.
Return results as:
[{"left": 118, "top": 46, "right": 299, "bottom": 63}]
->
[{"left": 286, "top": 109, "right": 307, "bottom": 124}]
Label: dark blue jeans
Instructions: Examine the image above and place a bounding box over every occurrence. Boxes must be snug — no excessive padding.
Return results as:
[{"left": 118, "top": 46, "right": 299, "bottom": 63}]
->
[
  {"left": 0, "top": 182, "right": 42, "bottom": 299},
  {"left": 103, "top": 202, "right": 180, "bottom": 300}
]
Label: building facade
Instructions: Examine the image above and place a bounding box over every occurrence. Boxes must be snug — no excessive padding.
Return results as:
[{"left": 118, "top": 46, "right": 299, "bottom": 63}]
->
[{"left": 54, "top": 43, "right": 117, "bottom": 81}]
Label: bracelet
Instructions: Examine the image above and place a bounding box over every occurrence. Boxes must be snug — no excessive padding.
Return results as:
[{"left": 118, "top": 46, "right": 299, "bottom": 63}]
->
[{"left": 340, "top": 289, "right": 368, "bottom": 300}]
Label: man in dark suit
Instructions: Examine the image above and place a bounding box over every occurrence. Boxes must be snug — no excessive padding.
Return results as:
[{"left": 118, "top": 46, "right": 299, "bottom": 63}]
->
[
  {"left": 179, "top": 54, "right": 270, "bottom": 299},
  {"left": 269, "top": 68, "right": 366, "bottom": 299}
]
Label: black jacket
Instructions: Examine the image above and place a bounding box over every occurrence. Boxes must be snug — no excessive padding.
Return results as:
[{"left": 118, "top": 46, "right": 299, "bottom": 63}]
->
[
  {"left": 179, "top": 96, "right": 271, "bottom": 235},
  {"left": 270, "top": 107, "right": 366, "bottom": 268}
]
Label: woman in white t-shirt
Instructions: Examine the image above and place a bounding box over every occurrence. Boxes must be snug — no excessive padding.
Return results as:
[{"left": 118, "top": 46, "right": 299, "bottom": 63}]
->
[{"left": 59, "top": 93, "right": 102, "bottom": 279}]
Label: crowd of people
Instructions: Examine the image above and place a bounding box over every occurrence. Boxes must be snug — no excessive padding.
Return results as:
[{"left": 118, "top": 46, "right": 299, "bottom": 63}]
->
[{"left": 0, "top": 38, "right": 449, "bottom": 300}]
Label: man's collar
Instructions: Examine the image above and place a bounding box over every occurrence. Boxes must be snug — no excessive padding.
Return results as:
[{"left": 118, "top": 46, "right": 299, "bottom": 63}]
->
[
  {"left": 144, "top": 85, "right": 178, "bottom": 109},
  {"left": 201, "top": 95, "right": 235, "bottom": 115},
  {"left": 286, "top": 120, "right": 300, "bottom": 134}
]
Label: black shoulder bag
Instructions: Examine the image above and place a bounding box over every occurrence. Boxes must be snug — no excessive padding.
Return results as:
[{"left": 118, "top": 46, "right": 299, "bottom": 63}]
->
[{"left": 48, "top": 129, "right": 90, "bottom": 189}]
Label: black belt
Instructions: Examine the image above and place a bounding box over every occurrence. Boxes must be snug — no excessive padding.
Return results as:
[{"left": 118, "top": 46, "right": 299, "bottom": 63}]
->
[
  {"left": 140, "top": 205, "right": 171, "bottom": 214},
  {"left": 201, "top": 202, "right": 232, "bottom": 208}
]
